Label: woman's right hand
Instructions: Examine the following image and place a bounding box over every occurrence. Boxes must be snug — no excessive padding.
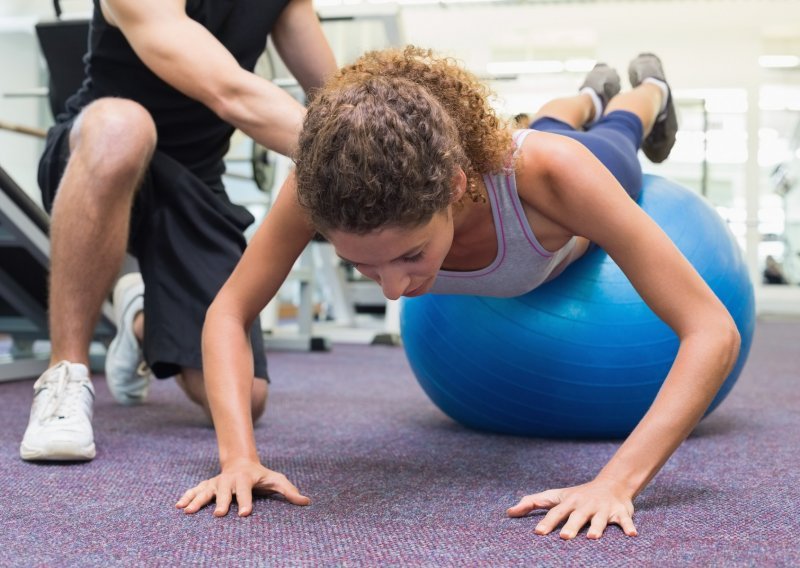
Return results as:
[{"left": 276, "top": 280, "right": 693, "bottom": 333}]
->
[{"left": 176, "top": 458, "right": 311, "bottom": 517}]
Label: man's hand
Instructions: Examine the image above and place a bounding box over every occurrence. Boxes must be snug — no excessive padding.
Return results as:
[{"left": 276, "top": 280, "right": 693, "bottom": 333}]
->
[
  {"left": 506, "top": 477, "right": 637, "bottom": 540},
  {"left": 176, "top": 459, "right": 310, "bottom": 517}
]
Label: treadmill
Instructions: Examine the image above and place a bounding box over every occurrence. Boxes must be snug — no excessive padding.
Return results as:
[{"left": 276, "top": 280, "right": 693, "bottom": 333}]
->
[{"left": 0, "top": 165, "right": 116, "bottom": 381}]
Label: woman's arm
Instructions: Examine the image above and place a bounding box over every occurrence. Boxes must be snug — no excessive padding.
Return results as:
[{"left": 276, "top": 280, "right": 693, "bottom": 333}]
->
[
  {"left": 509, "top": 132, "right": 741, "bottom": 538},
  {"left": 176, "top": 173, "right": 317, "bottom": 516}
]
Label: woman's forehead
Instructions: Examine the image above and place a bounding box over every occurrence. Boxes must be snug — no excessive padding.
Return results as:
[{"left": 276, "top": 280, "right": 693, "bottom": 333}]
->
[{"left": 329, "top": 216, "right": 446, "bottom": 264}]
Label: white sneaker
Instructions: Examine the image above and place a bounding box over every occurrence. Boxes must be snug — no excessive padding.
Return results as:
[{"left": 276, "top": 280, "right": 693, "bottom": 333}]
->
[
  {"left": 105, "top": 272, "right": 152, "bottom": 405},
  {"left": 20, "top": 361, "right": 96, "bottom": 461}
]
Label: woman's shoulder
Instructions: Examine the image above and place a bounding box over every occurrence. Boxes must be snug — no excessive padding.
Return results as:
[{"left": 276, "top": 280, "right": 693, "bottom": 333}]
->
[
  {"left": 513, "top": 129, "right": 589, "bottom": 179},
  {"left": 513, "top": 128, "right": 581, "bottom": 158},
  {"left": 511, "top": 129, "right": 590, "bottom": 212},
  {"left": 512, "top": 129, "right": 564, "bottom": 178}
]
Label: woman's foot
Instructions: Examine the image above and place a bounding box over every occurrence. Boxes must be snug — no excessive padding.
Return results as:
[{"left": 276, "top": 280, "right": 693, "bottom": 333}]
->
[
  {"left": 579, "top": 63, "right": 621, "bottom": 123},
  {"left": 628, "top": 53, "right": 678, "bottom": 163}
]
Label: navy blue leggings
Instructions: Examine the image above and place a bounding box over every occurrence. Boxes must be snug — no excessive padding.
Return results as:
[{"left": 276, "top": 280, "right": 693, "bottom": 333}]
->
[{"left": 529, "top": 110, "right": 644, "bottom": 201}]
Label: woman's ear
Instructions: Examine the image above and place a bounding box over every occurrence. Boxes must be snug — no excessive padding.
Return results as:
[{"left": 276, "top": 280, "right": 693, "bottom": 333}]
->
[{"left": 450, "top": 168, "right": 467, "bottom": 204}]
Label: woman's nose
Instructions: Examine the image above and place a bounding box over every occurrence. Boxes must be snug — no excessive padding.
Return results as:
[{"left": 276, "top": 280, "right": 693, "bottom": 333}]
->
[{"left": 379, "top": 267, "right": 410, "bottom": 300}]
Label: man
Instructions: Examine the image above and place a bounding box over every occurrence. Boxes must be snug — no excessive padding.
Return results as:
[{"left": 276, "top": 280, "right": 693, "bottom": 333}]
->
[{"left": 20, "top": 0, "right": 336, "bottom": 460}]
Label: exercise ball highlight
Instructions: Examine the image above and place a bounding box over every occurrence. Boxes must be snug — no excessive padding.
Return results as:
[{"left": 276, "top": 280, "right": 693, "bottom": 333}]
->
[{"left": 401, "top": 175, "right": 755, "bottom": 438}]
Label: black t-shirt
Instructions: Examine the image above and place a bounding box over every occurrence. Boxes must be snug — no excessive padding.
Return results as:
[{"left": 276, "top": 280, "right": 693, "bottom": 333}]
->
[{"left": 63, "top": 0, "right": 291, "bottom": 183}]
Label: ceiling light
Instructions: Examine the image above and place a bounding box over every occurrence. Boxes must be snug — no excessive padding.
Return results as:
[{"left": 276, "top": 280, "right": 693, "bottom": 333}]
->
[
  {"left": 759, "top": 55, "right": 800, "bottom": 69},
  {"left": 486, "top": 60, "right": 565, "bottom": 76}
]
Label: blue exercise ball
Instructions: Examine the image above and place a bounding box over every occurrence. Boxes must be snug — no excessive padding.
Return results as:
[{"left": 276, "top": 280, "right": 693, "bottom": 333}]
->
[{"left": 401, "top": 175, "right": 755, "bottom": 438}]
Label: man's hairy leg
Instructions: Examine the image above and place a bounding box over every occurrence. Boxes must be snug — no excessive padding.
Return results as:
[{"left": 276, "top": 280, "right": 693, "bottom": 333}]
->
[{"left": 48, "top": 98, "right": 156, "bottom": 366}]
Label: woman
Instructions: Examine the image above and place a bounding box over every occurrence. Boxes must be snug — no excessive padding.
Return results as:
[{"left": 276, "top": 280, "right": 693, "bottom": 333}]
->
[{"left": 177, "top": 47, "right": 740, "bottom": 540}]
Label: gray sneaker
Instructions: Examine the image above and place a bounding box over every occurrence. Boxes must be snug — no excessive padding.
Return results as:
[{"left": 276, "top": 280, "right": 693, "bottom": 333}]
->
[
  {"left": 105, "top": 272, "right": 152, "bottom": 405},
  {"left": 580, "top": 63, "right": 621, "bottom": 116},
  {"left": 628, "top": 53, "right": 678, "bottom": 163}
]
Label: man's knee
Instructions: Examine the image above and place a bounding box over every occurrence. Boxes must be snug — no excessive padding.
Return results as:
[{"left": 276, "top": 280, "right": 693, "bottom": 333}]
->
[
  {"left": 68, "top": 98, "right": 157, "bottom": 187},
  {"left": 252, "top": 379, "right": 269, "bottom": 422},
  {"left": 177, "top": 368, "right": 269, "bottom": 422}
]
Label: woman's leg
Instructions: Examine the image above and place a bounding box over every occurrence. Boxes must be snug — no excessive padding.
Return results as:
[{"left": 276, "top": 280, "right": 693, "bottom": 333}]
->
[
  {"left": 604, "top": 83, "right": 663, "bottom": 140},
  {"left": 531, "top": 56, "right": 675, "bottom": 196},
  {"left": 531, "top": 93, "right": 595, "bottom": 130},
  {"left": 528, "top": 65, "right": 640, "bottom": 196},
  {"left": 579, "top": 111, "right": 644, "bottom": 199},
  {"left": 531, "top": 63, "right": 621, "bottom": 129},
  {"left": 610, "top": 53, "right": 676, "bottom": 163},
  {"left": 583, "top": 53, "right": 676, "bottom": 182}
]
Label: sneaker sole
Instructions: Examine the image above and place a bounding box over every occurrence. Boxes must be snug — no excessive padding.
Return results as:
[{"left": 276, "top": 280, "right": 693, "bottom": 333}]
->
[
  {"left": 112, "top": 272, "right": 145, "bottom": 324},
  {"left": 642, "top": 94, "right": 677, "bottom": 163},
  {"left": 106, "top": 331, "right": 149, "bottom": 406},
  {"left": 106, "top": 272, "right": 148, "bottom": 405},
  {"left": 628, "top": 54, "right": 676, "bottom": 163},
  {"left": 20, "top": 441, "right": 96, "bottom": 461}
]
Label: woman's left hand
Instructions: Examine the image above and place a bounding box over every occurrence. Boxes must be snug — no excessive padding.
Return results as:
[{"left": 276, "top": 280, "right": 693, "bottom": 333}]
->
[{"left": 506, "top": 477, "right": 638, "bottom": 540}]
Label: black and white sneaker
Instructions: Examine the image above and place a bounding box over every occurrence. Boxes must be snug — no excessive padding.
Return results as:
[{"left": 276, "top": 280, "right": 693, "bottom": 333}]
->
[
  {"left": 580, "top": 63, "right": 621, "bottom": 118},
  {"left": 628, "top": 53, "right": 678, "bottom": 163}
]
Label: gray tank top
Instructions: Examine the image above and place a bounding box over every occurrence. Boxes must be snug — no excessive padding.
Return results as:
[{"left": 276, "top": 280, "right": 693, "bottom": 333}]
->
[{"left": 428, "top": 130, "right": 581, "bottom": 298}]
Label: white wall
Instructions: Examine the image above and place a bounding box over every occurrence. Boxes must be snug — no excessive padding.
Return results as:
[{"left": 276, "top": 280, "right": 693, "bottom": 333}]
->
[
  {"left": 394, "top": 0, "right": 800, "bottom": 299},
  {"left": 0, "top": 22, "right": 47, "bottom": 205},
  {"left": 2, "top": 0, "right": 800, "bottom": 310}
]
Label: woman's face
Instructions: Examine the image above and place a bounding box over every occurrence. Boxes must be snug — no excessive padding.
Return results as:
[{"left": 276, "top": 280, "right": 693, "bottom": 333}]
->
[{"left": 327, "top": 210, "right": 454, "bottom": 300}]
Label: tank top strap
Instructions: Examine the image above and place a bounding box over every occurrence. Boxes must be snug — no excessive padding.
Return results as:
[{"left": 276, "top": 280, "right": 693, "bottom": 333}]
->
[
  {"left": 512, "top": 129, "right": 534, "bottom": 156},
  {"left": 501, "top": 129, "right": 534, "bottom": 173}
]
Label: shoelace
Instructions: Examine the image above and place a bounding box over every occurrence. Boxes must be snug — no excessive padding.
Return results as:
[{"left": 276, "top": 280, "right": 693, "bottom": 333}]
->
[
  {"left": 36, "top": 361, "right": 86, "bottom": 422},
  {"left": 136, "top": 360, "right": 151, "bottom": 378}
]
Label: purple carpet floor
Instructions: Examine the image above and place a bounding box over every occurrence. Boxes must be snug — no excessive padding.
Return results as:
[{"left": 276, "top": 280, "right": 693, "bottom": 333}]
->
[{"left": 1, "top": 321, "right": 798, "bottom": 566}]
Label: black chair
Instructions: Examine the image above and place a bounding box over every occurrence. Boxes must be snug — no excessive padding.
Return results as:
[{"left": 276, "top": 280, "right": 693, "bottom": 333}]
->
[{"left": 34, "top": 17, "right": 90, "bottom": 120}]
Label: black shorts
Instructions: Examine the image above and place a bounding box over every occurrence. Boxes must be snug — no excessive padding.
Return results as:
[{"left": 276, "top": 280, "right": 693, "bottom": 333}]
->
[{"left": 38, "top": 117, "right": 268, "bottom": 380}]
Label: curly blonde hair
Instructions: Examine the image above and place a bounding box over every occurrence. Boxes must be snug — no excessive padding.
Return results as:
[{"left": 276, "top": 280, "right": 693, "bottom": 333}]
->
[{"left": 295, "top": 45, "right": 512, "bottom": 234}]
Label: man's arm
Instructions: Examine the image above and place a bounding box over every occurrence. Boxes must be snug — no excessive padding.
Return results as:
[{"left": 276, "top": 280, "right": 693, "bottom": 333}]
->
[
  {"left": 270, "top": 0, "right": 337, "bottom": 95},
  {"left": 100, "top": 0, "right": 334, "bottom": 156}
]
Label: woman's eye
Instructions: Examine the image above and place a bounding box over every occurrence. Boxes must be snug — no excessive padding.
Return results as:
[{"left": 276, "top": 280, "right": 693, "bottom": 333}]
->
[{"left": 403, "top": 252, "right": 424, "bottom": 263}]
